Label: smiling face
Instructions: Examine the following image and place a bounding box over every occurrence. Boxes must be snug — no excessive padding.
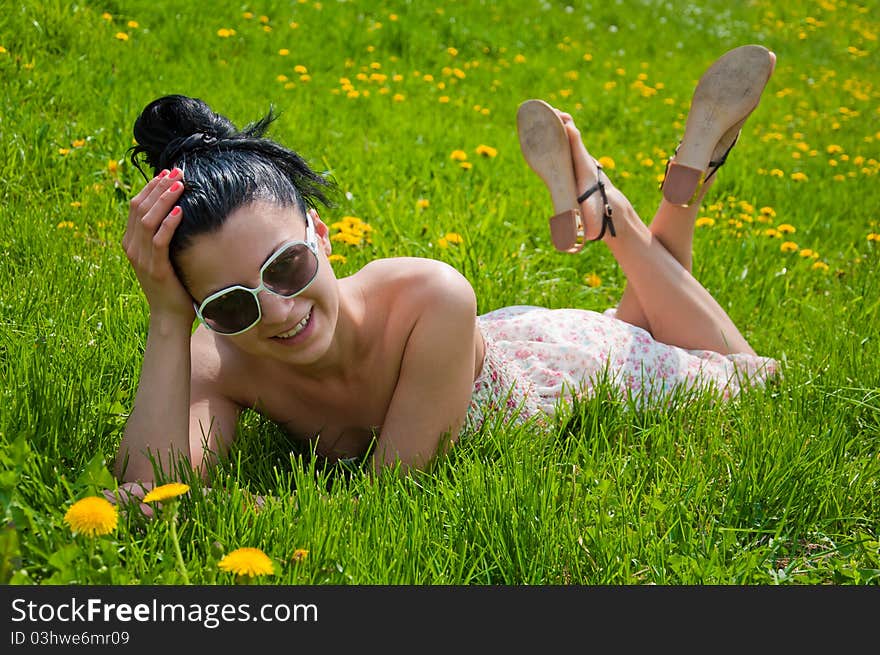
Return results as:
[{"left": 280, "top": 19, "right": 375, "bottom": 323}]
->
[{"left": 179, "top": 200, "right": 339, "bottom": 365}]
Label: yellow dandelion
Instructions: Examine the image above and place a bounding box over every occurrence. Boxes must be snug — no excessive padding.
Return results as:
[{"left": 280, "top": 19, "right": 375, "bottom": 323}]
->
[
  {"left": 780, "top": 241, "right": 799, "bottom": 253},
  {"left": 127, "top": 20, "right": 139, "bottom": 28},
  {"left": 827, "top": 144, "right": 843, "bottom": 154},
  {"left": 294, "top": 64, "right": 308, "bottom": 74},
  {"left": 219, "top": 548, "right": 274, "bottom": 577},
  {"left": 289, "top": 21, "right": 299, "bottom": 29},
  {"left": 475, "top": 144, "right": 498, "bottom": 158},
  {"left": 584, "top": 272, "right": 602, "bottom": 288},
  {"left": 640, "top": 158, "right": 654, "bottom": 167},
  {"left": 276, "top": 74, "right": 288, "bottom": 82},
  {"left": 331, "top": 232, "right": 363, "bottom": 246},
  {"left": 389, "top": 13, "right": 398, "bottom": 21},
  {"left": 868, "top": 233, "right": 879, "bottom": 241},
  {"left": 299, "top": 74, "right": 311, "bottom": 82},
  {"left": 444, "top": 232, "right": 464, "bottom": 244},
  {"left": 328, "top": 254, "right": 347, "bottom": 264},
  {"left": 777, "top": 223, "right": 796, "bottom": 234},
  {"left": 58, "top": 148, "right": 70, "bottom": 156},
  {"left": 70, "top": 201, "right": 82, "bottom": 208},
  {"left": 459, "top": 161, "right": 473, "bottom": 170},
  {"left": 64, "top": 497, "right": 118, "bottom": 537},
  {"left": 114, "top": 32, "right": 129, "bottom": 41},
  {"left": 101, "top": 12, "right": 112, "bottom": 21},
  {"left": 769, "top": 168, "right": 784, "bottom": 177},
  {"left": 437, "top": 237, "right": 449, "bottom": 249},
  {"left": 216, "top": 28, "right": 234, "bottom": 38},
  {"left": 72, "top": 139, "right": 86, "bottom": 148},
  {"left": 791, "top": 172, "right": 808, "bottom": 181},
  {"left": 811, "top": 261, "right": 829, "bottom": 272},
  {"left": 142, "top": 482, "right": 190, "bottom": 503},
  {"left": 259, "top": 15, "right": 270, "bottom": 23},
  {"left": 763, "top": 228, "right": 780, "bottom": 238},
  {"left": 450, "top": 150, "right": 468, "bottom": 161},
  {"left": 416, "top": 198, "right": 430, "bottom": 209},
  {"left": 760, "top": 206, "right": 776, "bottom": 217},
  {"left": 242, "top": 11, "right": 253, "bottom": 19},
  {"left": 278, "top": 48, "right": 289, "bottom": 56},
  {"left": 447, "top": 47, "right": 458, "bottom": 57},
  {"left": 291, "top": 548, "right": 309, "bottom": 562},
  {"left": 439, "top": 96, "right": 450, "bottom": 103},
  {"left": 695, "top": 217, "right": 715, "bottom": 227},
  {"left": 108, "top": 159, "right": 119, "bottom": 174},
  {"left": 597, "top": 156, "right": 615, "bottom": 169},
  {"left": 514, "top": 54, "right": 526, "bottom": 63},
  {"left": 799, "top": 248, "right": 816, "bottom": 258},
  {"left": 57, "top": 221, "right": 75, "bottom": 229},
  {"left": 393, "top": 93, "right": 405, "bottom": 102}
]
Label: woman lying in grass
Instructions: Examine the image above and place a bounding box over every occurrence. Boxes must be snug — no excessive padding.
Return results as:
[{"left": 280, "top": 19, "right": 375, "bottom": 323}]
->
[{"left": 115, "top": 45, "right": 779, "bottom": 493}]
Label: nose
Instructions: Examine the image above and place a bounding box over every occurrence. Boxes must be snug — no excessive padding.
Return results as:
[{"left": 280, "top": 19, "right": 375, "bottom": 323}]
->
[{"left": 257, "top": 290, "right": 296, "bottom": 327}]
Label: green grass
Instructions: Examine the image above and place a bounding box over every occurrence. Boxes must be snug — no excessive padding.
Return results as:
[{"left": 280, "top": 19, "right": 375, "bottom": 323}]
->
[{"left": 1, "top": 0, "right": 878, "bottom": 585}]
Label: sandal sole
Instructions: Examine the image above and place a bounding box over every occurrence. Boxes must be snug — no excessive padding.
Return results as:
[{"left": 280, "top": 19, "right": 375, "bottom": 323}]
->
[
  {"left": 662, "top": 44, "right": 775, "bottom": 206},
  {"left": 517, "top": 99, "right": 592, "bottom": 252}
]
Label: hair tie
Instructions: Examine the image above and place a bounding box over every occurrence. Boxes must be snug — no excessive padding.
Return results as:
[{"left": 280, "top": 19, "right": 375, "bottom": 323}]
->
[{"left": 161, "top": 132, "right": 220, "bottom": 168}]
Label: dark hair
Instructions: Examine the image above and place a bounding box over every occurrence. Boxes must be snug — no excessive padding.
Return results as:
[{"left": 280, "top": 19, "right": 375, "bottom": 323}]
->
[{"left": 128, "top": 94, "right": 336, "bottom": 286}]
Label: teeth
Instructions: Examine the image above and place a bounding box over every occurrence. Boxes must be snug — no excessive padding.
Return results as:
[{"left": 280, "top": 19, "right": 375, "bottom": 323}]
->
[{"left": 275, "top": 310, "right": 310, "bottom": 339}]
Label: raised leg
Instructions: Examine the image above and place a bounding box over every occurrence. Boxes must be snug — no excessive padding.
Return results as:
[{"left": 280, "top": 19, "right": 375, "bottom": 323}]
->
[
  {"left": 613, "top": 181, "right": 715, "bottom": 332},
  {"left": 596, "top": 45, "right": 775, "bottom": 336},
  {"left": 564, "top": 119, "right": 756, "bottom": 356}
]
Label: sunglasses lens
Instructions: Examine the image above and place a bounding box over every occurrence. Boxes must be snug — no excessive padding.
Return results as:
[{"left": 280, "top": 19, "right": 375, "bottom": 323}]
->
[
  {"left": 201, "top": 289, "right": 259, "bottom": 334},
  {"left": 263, "top": 244, "right": 318, "bottom": 296}
]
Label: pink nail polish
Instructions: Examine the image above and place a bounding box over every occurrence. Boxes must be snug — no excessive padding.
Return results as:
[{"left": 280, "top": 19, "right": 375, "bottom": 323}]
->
[
  {"left": 168, "top": 168, "right": 181, "bottom": 180},
  {"left": 158, "top": 169, "right": 169, "bottom": 178},
  {"left": 170, "top": 181, "right": 182, "bottom": 192},
  {"left": 170, "top": 206, "right": 182, "bottom": 216}
]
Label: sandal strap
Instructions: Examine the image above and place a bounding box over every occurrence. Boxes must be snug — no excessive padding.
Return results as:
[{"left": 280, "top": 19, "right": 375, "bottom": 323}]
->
[
  {"left": 659, "top": 130, "right": 741, "bottom": 194},
  {"left": 703, "top": 131, "right": 740, "bottom": 186},
  {"left": 576, "top": 165, "right": 616, "bottom": 241}
]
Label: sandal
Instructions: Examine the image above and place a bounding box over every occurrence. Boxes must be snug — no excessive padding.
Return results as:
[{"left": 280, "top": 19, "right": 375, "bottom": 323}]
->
[
  {"left": 517, "top": 99, "right": 615, "bottom": 253},
  {"left": 660, "top": 44, "right": 776, "bottom": 206}
]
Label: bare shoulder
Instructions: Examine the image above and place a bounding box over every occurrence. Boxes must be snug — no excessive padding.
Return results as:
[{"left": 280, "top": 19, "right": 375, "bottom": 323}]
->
[{"left": 354, "top": 257, "right": 476, "bottom": 309}]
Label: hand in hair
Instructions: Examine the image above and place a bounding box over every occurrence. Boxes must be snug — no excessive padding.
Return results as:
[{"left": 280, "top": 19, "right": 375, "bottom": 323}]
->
[{"left": 121, "top": 167, "right": 194, "bottom": 323}]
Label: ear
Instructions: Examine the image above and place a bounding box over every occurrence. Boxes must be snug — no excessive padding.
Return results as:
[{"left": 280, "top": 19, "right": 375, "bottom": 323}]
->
[{"left": 309, "top": 208, "right": 333, "bottom": 257}]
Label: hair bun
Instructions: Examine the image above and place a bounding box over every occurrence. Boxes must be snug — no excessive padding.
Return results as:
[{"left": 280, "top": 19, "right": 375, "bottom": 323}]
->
[{"left": 130, "top": 95, "right": 237, "bottom": 173}]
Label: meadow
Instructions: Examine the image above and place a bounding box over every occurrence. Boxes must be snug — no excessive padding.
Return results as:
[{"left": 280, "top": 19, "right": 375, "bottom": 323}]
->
[{"left": 1, "top": 0, "right": 878, "bottom": 585}]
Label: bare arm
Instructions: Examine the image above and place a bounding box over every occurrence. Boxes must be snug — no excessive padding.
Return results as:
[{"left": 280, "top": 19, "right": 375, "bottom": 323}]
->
[
  {"left": 115, "top": 315, "right": 193, "bottom": 481},
  {"left": 115, "top": 168, "right": 239, "bottom": 483},
  {"left": 371, "top": 263, "right": 479, "bottom": 473}
]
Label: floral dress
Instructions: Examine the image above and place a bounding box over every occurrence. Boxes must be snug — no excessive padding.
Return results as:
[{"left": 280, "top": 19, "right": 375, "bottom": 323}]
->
[{"left": 465, "top": 305, "right": 779, "bottom": 430}]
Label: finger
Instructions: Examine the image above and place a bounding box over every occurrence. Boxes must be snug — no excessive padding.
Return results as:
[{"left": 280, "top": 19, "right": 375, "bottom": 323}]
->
[
  {"left": 131, "top": 169, "right": 169, "bottom": 207},
  {"left": 152, "top": 206, "right": 183, "bottom": 249},
  {"left": 137, "top": 168, "right": 184, "bottom": 229},
  {"left": 139, "top": 180, "right": 185, "bottom": 237},
  {"left": 142, "top": 167, "right": 182, "bottom": 208},
  {"left": 126, "top": 170, "right": 170, "bottom": 237}
]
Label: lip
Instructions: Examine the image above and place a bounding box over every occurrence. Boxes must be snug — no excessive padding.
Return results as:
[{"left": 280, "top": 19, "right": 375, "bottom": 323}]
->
[{"left": 270, "top": 307, "right": 315, "bottom": 346}]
